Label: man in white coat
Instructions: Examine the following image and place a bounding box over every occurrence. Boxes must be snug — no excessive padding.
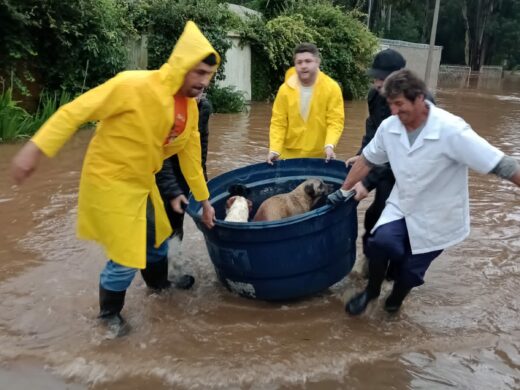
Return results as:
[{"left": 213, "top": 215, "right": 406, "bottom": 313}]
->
[{"left": 327, "top": 69, "right": 520, "bottom": 315}]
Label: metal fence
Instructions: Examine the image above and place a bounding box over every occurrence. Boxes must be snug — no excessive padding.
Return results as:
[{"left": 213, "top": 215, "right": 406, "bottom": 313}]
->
[
  {"left": 438, "top": 64, "right": 503, "bottom": 88},
  {"left": 438, "top": 65, "right": 471, "bottom": 87},
  {"left": 480, "top": 65, "right": 503, "bottom": 78}
]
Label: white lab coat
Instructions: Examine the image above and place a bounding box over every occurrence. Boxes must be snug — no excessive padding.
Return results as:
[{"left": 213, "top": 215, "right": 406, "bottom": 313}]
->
[{"left": 363, "top": 101, "right": 504, "bottom": 254}]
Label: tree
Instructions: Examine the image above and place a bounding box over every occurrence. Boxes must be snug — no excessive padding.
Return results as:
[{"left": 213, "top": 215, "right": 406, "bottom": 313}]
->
[
  {"left": 487, "top": 0, "right": 520, "bottom": 69},
  {"left": 461, "top": 0, "right": 499, "bottom": 70},
  {"left": 135, "top": 0, "right": 239, "bottom": 78},
  {"left": 456, "top": 0, "right": 520, "bottom": 70}
]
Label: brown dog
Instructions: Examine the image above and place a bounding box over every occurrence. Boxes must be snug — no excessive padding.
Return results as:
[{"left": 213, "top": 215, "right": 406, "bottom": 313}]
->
[{"left": 253, "top": 178, "right": 332, "bottom": 222}]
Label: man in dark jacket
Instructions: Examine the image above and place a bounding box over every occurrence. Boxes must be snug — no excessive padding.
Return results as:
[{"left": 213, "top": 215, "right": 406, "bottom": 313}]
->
[
  {"left": 347, "top": 49, "right": 406, "bottom": 259},
  {"left": 155, "top": 92, "right": 212, "bottom": 288}
]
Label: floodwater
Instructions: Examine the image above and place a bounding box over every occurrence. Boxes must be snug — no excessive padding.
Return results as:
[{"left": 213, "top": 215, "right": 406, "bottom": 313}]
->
[{"left": 1, "top": 75, "right": 519, "bottom": 389}]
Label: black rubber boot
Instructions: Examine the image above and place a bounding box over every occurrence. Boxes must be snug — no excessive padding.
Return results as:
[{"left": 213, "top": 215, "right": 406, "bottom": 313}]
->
[
  {"left": 98, "top": 286, "right": 130, "bottom": 338},
  {"left": 384, "top": 284, "right": 411, "bottom": 313},
  {"left": 166, "top": 233, "right": 195, "bottom": 290},
  {"left": 142, "top": 257, "right": 195, "bottom": 291},
  {"left": 346, "top": 257, "right": 388, "bottom": 315},
  {"left": 141, "top": 258, "right": 195, "bottom": 292},
  {"left": 141, "top": 259, "right": 172, "bottom": 291}
]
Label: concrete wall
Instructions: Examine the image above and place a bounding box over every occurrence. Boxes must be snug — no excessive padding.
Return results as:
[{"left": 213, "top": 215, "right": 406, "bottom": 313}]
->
[
  {"left": 220, "top": 4, "right": 261, "bottom": 101},
  {"left": 218, "top": 32, "right": 252, "bottom": 100},
  {"left": 379, "top": 39, "right": 443, "bottom": 92}
]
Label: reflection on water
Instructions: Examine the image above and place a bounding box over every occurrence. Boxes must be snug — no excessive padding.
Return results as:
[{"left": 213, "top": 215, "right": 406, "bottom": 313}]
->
[{"left": 0, "top": 77, "right": 519, "bottom": 389}]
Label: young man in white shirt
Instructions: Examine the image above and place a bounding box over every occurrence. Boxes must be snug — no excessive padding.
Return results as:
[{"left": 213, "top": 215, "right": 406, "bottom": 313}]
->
[{"left": 328, "top": 69, "right": 520, "bottom": 315}]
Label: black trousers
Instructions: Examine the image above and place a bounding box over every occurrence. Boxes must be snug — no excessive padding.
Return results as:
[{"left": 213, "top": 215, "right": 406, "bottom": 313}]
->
[{"left": 169, "top": 209, "right": 185, "bottom": 240}]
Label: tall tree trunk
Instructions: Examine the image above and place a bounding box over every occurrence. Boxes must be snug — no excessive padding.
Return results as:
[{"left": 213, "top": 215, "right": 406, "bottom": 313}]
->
[
  {"left": 462, "top": 0, "right": 472, "bottom": 67},
  {"left": 421, "top": 0, "right": 432, "bottom": 43},
  {"left": 381, "top": 2, "right": 387, "bottom": 33},
  {"left": 480, "top": 35, "right": 488, "bottom": 67},
  {"left": 462, "top": 0, "right": 497, "bottom": 70},
  {"left": 478, "top": 0, "right": 496, "bottom": 67},
  {"left": 387, "top": 4, "right": 392, "bottom": 31}
]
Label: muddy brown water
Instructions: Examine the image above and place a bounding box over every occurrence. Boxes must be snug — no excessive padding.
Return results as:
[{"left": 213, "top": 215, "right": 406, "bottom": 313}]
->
[{"left": 0, "top": 77, "right": 519, "bottom": 389}]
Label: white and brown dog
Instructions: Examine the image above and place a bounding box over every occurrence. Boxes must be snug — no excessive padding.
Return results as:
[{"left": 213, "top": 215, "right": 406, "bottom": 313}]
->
[
  {"left": 253, "top": 178, "right": 333, "bottom": 222},
  {"left": 224, "top": 184, "right": 252, "bottom": 223}
]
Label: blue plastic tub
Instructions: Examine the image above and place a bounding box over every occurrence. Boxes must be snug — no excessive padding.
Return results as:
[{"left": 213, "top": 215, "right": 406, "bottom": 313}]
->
[{"left": 186, "top": 158, "right": 357, "bottom": 300}]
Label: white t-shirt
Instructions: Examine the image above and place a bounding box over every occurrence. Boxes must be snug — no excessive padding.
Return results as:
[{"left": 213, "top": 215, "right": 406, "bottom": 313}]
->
[
  {"left": 300, "top": 85, "right": 314, "bottom": 120},
  {"left": 362, "top": 101, "right": 504, "bottom": 254}
]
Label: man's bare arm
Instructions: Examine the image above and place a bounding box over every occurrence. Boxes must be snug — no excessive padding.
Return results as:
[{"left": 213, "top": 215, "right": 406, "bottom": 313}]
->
[{"left": 341, "top": 155, "right": 374, "bottom": 191}]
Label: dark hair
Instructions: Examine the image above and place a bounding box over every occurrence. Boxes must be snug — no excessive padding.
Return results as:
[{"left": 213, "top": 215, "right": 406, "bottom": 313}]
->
[
  {"left": 202, "top": 53, "right": 217, "bottom": 66},
  {"left": 293, "top": 43, "right": 320, "bottom": 59},
  {"left": 382, "top": 69, "right": 427, "bottom": 101}
]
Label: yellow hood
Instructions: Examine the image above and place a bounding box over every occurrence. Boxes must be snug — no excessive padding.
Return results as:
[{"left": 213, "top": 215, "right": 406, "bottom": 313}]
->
[
  {"left": 284, "top": 67, "right": 298, "bottom": 89},
  {"left": 159, "top": 21, "right": 221, "bottom": 94}
]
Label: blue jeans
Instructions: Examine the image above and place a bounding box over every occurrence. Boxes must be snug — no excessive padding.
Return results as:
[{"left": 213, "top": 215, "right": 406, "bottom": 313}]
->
[
  {"left": 100, "top": 199, "right": 168, "bottom": 292},
  {"left": 366, "top": 219, "right": 442, "bottom": 289}
]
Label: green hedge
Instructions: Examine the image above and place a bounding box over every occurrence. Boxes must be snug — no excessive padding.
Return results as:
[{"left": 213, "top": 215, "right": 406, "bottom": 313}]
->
[
  {"left": 1, "top": 0, "right": 377, "bottom": 110},
  {"left": 0, "top": 0, "right": 240, "bottom": 97},
  {"left": 207, "top": 85, "right": 246, "bottom": 113},
  {"left": 0, "top": 0, "right": 131, "bottom": 94},
  {"left": 127, "top": 0, "right": 241, "bottom": 81}
]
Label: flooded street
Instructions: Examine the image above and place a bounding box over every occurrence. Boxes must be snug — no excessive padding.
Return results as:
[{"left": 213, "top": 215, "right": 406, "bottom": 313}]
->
[{"left": 0, "top": 76, "right": 519, "bottom": 389}]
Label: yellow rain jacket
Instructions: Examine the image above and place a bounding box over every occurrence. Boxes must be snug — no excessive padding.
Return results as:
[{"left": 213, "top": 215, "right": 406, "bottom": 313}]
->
[
  {"left": 31, "top": 21, "right": 219, "bottom": 268},
  {"left": 269, "top": 68, "right": 345, "bottom": 158}
]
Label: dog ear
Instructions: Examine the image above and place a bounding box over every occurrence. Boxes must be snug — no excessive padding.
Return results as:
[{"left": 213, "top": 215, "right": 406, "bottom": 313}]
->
[
  {"left": 228, "top": 184, "right": 250, "bottom": 198},
  {"left": 226, "top": 196, "right": 236, "bottom": 209},
  {"left": 304, "top": 183, "right": 315, "bottom": 197}
]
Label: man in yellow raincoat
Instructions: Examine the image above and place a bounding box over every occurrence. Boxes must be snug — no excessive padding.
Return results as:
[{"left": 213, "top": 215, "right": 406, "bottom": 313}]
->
[
  {"left": 10, "top": 21, "right": 218, "bottom": 336},
  {"left": 266, "top": 43, "right": 345, "bottom": 164}
]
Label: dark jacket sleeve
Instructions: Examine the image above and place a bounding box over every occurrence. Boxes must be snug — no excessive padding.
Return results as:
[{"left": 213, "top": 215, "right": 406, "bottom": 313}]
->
[
  {"left": 359, "top": 88, "right": 394, "bottom": 191},
  {"left": 357, "top": 88, "right": 390, "bottom": 155},
  {"left": 198, "top": 97, "right": 212, "bottom": 180},
  {"left": 362, "top": 164, "right": 393, "bottom": 192},
  {"left": 156, "top": 157, "right": 186, "bottom": 201}
]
